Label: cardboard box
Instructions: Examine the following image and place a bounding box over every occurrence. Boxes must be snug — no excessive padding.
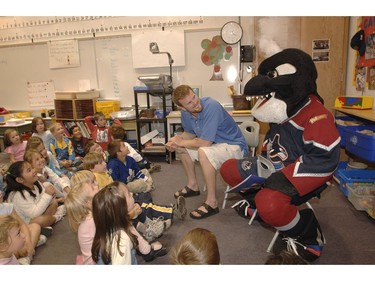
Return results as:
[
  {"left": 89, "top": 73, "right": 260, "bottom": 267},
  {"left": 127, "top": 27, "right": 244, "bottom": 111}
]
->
[
  {"left": 335, "top": 96, "right": 373, "bottom": 109},
  {"left": 96, "top": 100, "right": 120, "bottom": 119}
]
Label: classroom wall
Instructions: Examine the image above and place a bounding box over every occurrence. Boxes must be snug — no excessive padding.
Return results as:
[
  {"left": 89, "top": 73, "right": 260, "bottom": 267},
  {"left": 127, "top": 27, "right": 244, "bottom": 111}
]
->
[{"left": 0, "top": 16, "right": 243, "bottom": 112}]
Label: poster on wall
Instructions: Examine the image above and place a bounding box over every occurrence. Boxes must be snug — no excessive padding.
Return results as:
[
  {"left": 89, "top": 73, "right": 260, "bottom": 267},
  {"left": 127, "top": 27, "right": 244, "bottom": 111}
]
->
[
  {"left": 368, "top": 65, "right": 375, "bottom": 90},
  {"left": 27, "top": 81, "right": 55, "bottom": 107},
  {"left": 47, "top": 39, "right": 80, "bottom": 69},
  {"left": 312, "top": 39, "right": 330, "bottom": 62},
  {"left": 357, "top": 16, "right": 375, "bottom": 67},
  {"left": 355, "top": 67, "right": 366, "bottom": 91}
]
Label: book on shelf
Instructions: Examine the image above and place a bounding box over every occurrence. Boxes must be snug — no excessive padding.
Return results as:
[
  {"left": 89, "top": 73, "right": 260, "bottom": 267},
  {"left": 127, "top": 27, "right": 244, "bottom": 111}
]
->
[
  {"left": 77, "top": 121, "right": 91, "bottom": 138},
  {"left": 59, "top": 121, "right": 71, "bottom": 137},
  {"left": 59, "top": 120, "right": 92, "bottom": 138}
]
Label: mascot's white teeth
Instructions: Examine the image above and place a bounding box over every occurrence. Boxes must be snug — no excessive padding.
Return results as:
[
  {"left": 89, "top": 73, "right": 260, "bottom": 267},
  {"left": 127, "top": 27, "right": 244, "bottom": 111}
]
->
[{"left": 255, "top": 92, "right": 275, "bottom": 101}]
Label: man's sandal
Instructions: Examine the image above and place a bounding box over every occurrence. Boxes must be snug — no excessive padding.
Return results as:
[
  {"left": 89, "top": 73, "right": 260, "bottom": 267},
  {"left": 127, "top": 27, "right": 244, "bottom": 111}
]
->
[
  {"left": 174, "top": 186, "right": 200, "bottom": 199},
  {"left": 189, "top": 203, "right": 219, "bottom": 219}
]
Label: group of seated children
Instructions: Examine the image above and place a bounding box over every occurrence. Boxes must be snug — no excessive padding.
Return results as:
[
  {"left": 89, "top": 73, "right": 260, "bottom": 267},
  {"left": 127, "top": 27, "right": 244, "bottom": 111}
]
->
[{"left": 0, "top": 112, "right": 179, "bottom": 265}]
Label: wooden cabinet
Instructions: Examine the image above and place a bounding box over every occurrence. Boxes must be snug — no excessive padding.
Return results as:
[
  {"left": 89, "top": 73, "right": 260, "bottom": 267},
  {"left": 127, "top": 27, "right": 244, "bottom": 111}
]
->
[
  {"left": 54, "top": 98, "right": 97, "bottom": 138},
  {"left": 54, "top": 98, "right": 96, "bottom": 121}
]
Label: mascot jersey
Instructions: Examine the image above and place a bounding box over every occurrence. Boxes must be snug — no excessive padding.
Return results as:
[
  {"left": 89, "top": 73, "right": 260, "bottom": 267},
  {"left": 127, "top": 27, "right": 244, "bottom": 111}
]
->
[{"left": 263, "top": 94, "right": 340, "bottom": 197}]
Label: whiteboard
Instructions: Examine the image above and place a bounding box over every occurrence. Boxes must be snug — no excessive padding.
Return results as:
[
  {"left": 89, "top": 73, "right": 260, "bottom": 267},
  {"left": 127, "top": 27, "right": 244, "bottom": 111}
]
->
[
  {"left": 0, "top": 41, "right": 97, "bottom": 111},
  {"left": 0, "top": 30, "right": 239, "bottom": 112}
]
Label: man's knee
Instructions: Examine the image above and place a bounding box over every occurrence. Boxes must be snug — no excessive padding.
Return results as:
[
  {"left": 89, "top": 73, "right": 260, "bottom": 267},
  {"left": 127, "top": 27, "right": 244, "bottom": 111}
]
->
[{"left": 197, "top": 147, "right": 208, "bottom": 161}]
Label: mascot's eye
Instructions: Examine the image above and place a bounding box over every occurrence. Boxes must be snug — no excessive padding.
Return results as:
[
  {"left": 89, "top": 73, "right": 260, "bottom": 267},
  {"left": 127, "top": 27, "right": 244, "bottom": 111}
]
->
[{"left": 267, "top": 70, "right": 278, "bottom": 79}]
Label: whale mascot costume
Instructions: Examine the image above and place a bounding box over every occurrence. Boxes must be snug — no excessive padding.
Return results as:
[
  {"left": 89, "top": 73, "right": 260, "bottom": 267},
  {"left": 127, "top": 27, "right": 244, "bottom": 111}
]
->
[{"left": 220, "top": 48, "right": 341, "bottom": 261}]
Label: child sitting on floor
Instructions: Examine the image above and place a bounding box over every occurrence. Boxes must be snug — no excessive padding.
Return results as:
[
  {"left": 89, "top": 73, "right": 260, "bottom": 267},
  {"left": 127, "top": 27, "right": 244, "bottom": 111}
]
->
[
  {"left": 107, "top": 139, "right": 153, "bottom": 193},
  {"left": 83, "top": 140, "right": 109, "bottom": 163},
  {"left": 0, "top": 198, "right": 46, "bottom": 265},
  {"left": 69, "top": 125, "right": 89, "bottom": 158},
  {"left": 26, "top": 136, "right": 68, "bottom": 178},
  {"left": 24, "top": 149, "right": 71, "bottom": 199},
  {"left": 48, "top": 123, "right": 82, "bottom": 175},
  {"left": 170, "top": 227, "right": 220, "bottom": 265},
  {"left": 82, "top": 152, "right": 113, "bottom": 190},
  {"left": 4, "top": 161, "right": 66, "bottom": 228},
  {"left": 31, "top": 117, "right": 54, "bottom": 149},
  {"left": 65, "top": 171, "right": 167, "bottom": 264},
  {"left": 84, "top": 112, "right": 121, "bottom": 151},
  {"left": 82, "top": 152, "right": 187, "bottom": 242},
  {"left": 3, "top": 129, "right": 27, "bottom": 163},
  {"left": 0, "top": 215, "right": 27, "bottom": 265},
  {"left": 110, "top": 123, "right": 161, "bottom": 173},
  {"left": 91, "top": 181, "right": 167, "bottom": 264}
]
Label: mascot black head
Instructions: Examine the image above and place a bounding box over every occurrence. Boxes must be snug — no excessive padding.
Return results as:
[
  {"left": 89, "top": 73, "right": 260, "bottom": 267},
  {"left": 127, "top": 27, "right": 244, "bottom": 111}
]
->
[{"left": 244, "top": 48, "right": 323, "bottom": 124}]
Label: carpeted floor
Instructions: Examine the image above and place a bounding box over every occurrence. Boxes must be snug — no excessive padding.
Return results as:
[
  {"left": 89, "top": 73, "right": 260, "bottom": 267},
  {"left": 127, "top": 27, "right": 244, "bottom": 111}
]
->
[{"left": 31, "top": 160, "right": 375, "bottom": 265}]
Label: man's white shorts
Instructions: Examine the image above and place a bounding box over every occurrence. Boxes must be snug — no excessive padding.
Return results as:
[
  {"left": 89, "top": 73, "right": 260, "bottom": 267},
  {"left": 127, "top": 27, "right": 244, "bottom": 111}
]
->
[{"left": 186, "top": 143, "right": 244, "bottom": 170}]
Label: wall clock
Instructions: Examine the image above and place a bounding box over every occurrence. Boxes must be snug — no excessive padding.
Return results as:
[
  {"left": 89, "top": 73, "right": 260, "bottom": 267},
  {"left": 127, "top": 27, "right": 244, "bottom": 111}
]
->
[{"left": 220, "top": 21, "right": 243, "bottom": 45}]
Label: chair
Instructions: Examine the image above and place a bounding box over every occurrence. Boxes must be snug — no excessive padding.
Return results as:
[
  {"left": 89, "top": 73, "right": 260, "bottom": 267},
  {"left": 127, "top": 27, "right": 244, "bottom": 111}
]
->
[{"left": 222, "top": 120, "right": 260, "bottom": 209}]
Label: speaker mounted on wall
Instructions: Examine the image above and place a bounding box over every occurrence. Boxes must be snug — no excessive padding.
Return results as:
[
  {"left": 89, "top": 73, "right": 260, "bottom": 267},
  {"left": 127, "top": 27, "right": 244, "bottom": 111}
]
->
[{"left": 240, "top": 45, "right": 255, "bottom": 63}]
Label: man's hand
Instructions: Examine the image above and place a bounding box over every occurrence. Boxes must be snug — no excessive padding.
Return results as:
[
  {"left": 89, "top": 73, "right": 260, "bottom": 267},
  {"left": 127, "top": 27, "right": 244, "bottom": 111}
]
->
[{"left": 165, "top": 136, "right": 179, "bottom": 152}]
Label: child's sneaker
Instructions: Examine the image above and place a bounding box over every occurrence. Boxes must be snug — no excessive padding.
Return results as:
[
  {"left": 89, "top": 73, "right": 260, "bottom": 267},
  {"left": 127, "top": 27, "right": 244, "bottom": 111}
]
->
[
  {"left": 53, "top": 205, "right": 66, "bottom": 223},
  {"left": 148, "top": 163, "right": 161, "bottom": 173},
  {"left": 172, "top": 196, "right": 187, "bottom": 220},
  {"left": 140, "top": 246, "right": 168, "bottom": 262},
  {"left": 143, "top": 217, "right": 165, "bottom": 242},
  {"left": 36, "top": 234, "right": 48, "bottom": 247},
  {"left": 18, "top": 256, "right": 31, "bottom": 265}
]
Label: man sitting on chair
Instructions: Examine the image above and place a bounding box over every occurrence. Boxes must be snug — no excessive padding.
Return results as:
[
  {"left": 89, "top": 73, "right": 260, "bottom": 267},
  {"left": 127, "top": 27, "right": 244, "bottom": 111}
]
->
[
  {"left": 220, "top": 49, "right": 341, "bottom": 262},
  {"left": 165, "top": 85, "right": 248, "bottom": 220}
]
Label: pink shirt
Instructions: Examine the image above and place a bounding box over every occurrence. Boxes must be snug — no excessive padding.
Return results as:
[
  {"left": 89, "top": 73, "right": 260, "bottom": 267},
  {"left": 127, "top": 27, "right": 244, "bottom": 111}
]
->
[
  {"left": 5, "top": 141, "right": 27, "bottom": 161},
  {"left": 78, "top": 216, "right": 96, "bottom": 265},
  {"left": 0, "top": 254, "right": 19, "bottom": 265}
]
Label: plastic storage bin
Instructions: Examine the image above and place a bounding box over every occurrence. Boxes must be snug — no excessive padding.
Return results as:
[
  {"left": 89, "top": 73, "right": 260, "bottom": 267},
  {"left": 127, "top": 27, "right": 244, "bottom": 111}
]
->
[
  {"left": 347, "top": 183, "right": 375, "bottom": 211},
  {"left": 336, "top": 169, "right": 375, "bottom": 197},
  {"left": 345, "top": 125, "right": 375, "bottom": 162},
  {"left": 335, "top": 116, "right": 364, "bottom": 147},
  {"left": 96, "top": 100, "right": 120, "bottom": 119}
]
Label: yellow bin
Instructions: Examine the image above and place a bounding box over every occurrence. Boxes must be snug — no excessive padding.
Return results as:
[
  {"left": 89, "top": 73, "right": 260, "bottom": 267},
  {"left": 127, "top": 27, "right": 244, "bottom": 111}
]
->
[{"left": 95, "top": 100, "right": 120, "bottom": 118}]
